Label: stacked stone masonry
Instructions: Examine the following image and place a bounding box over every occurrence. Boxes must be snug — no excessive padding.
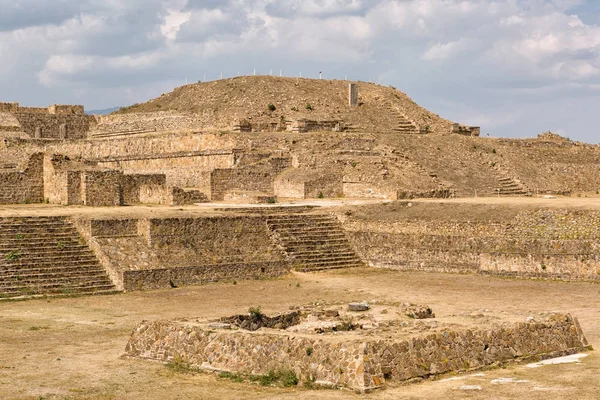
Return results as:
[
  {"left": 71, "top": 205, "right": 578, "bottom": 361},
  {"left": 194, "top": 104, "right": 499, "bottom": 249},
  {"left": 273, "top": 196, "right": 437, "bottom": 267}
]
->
[
  {"left": 0, "top": 216, "right": 116, "bottom": 298},
  {"left": 266, "top": 214, "right": 363, "bottom": 271},
  {"left": 344, "top": 207, "right": 600, "bottom": 280},
  {"left": 124, "top": 313, "right": 590, "bottom": 391}
]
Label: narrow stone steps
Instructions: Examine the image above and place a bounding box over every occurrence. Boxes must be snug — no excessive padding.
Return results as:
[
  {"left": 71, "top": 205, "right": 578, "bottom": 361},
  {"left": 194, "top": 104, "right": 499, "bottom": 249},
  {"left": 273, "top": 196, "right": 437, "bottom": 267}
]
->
[
  {"left": 0, "top": 244, "right": 90, "bottom": 255},
  {"left": 0, "top": 271, "right": 112, "bottom": 286},
  {"left": 0, "top": 283, "right": 117, "bottom": 297},
  {"left": 292, "top": 254, "right": 361, "bottom": 263},
  {"left": 0, "top": 216, "right": 116, "bottom": 299},
  {"left": 0, "top": 264, "right": 107, "bottom": 275},
  {"left": 2, "top": 257, "right": 100, "bottom": 268},
  {"left": 267, "top": 213, "right": 362, "bottom": 272},
  {"left": 0, "top": 234, "right": 82, "bottom": 243},
  {"left": 295, "top": 262, "right": 363, "bottom": 272}
]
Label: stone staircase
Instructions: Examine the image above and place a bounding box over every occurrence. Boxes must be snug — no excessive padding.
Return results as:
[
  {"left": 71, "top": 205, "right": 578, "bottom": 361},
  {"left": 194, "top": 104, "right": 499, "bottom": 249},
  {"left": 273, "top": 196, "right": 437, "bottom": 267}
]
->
[
  {"left": 0, "top": 216, "right": 117, "bottom": 299},
  {"left": 266, "top": 214, "right": 363, "bottom": 272},
  {"left": 387, "top": 103, "right": 419, "bottom": 134},
  {"left": 495, "top": 176, "right": 530, "bottom": 196},
  {"left": 489, "top": 165, "right": 530, "bottom": 196}
]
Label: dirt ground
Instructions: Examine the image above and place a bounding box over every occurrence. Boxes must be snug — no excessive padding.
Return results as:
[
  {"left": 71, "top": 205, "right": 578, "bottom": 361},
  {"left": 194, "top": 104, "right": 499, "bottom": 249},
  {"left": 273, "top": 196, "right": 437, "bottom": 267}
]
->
[{"left": 0, "top": 267, "right": 598, "bottom": 400}]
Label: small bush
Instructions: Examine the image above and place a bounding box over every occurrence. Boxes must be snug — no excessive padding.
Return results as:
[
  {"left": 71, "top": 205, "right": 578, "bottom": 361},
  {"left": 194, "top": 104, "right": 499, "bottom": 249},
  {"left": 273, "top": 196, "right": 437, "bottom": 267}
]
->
[
  {"left": 165, "top": 355, "right": 195, "bottom": 374},
  {"left": 305, "top": 347, "right": 313, "bottom": 356},
  {"left": 251, "top": 369, "right": 298, "bottom": 387},
  {"left": 492, "top": 148, "right": 497, "bottom": 154},
  {"left": 218, "top": 371, "right": 244, "bottom": 383},
  {"left": 317, "top": 192, "right": 324, "bottom": 199},
  {"left": 266, "top": 197, "right": 276, "bottom": 204},
  {"left": 248, "top": 306, "right": 265, "bottom": 321},
  {"left": 268, "top": 104, "right": 276, "bottom": 111},
  {"left": 5, "top": 251, "right": 21, "bottom": 261},
  {"left": 350, "top": 161, "right": 357, "bottom": 168},
  {"left": 291, "top": 106, "right": 298, "bottom": 112},
  {"left": 305, "top": 103, "right": 313, "bottom": 111},
  {"left": 15, "top": 234, "right": 24, "bottom": 240},
  {"left": 541, "top": 263, "right": 547, "bottom": 271}
]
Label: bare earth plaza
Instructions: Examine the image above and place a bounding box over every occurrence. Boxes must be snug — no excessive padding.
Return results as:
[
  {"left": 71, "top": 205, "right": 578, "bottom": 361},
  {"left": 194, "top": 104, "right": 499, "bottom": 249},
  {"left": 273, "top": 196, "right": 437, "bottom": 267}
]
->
[{"left": 0, "top": 77, "right": 599, "bottom": 399}]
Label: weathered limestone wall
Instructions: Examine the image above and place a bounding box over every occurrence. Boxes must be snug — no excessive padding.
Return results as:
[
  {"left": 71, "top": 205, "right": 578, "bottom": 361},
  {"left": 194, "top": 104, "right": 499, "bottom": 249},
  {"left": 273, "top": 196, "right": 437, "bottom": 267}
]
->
[
  {"left": 0, "top": 102, "right": 89, "bottom": 138},
  {"left": 124, "top": 314, "right": 589, "bottom": 391},
  {"left": 362, "top": 314, "right": 588, "bottom": 386},
  {"left": 81, "top": 171, "right": 123, "bottom": 206},
  {"left": 344, "top": 209, "right": 600, "bottom": 281},
  {"left": 90, "top": 112, "right": 204, "bottom": 136},
  {"left": 121, "top": 174, "right": 167, "bottom": 204},
  {"left": 95, "top": 152, "right": 231, "bottom": 190},
  {"left": 74, "top": 216, "right": 290, "bottom": 291},
  {"left": 211, "top": 157, "right": 293, "bottom": 200},
  {"left": 0, "top": 153, "right": 44, "bottom": 204}
]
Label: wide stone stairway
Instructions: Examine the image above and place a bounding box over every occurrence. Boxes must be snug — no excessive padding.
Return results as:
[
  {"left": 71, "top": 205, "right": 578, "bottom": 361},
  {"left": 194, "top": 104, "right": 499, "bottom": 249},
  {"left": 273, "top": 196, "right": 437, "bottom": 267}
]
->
[
  {"left": 0, "top": 216, "right": 117, "bottom": 298},
  {"left": 266, "top": 214, "right": 363, "bottom": 272}
]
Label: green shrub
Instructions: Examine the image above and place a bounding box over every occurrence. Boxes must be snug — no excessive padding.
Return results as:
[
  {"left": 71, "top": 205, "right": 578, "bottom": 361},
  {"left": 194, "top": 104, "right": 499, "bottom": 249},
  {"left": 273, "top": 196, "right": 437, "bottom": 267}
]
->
[
  {"left": 305, "top": 103, "right": 313, "bottom": 111},
  {"left": 291, "top": 106, "right": 298, "bottom": 112},
  {"left": 268, "top": 104, "right": 276, "bottom": 111},
  {"left": 317, "top": 192, "right": 324, "bottom": 199},
  {"left": 5, "top": 251, "right": 21, "bottom": 261}
]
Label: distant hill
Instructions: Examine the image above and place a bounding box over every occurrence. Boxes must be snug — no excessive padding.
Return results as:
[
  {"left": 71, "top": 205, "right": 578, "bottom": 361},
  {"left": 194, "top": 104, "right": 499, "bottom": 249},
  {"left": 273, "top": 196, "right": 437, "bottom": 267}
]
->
[
  {"left": 114, "top": 76, "right": 455, "bottom": 134},
  {"left": 87, "top": 107, "right": 121, "bottom": 115}
]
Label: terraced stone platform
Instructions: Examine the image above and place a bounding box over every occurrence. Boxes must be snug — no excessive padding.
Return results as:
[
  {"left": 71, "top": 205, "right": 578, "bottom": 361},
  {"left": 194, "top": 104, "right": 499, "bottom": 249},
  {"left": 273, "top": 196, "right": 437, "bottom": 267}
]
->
[
  {"left": 0, "top": 216, "right": 117, "bottom": 298},
  {"left": 267, "top": 214, "right": 363, "bottom": 271}
]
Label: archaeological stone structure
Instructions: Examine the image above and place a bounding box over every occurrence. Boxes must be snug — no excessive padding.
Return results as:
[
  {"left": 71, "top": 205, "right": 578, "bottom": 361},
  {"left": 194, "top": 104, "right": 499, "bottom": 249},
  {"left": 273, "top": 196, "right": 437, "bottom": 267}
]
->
[
  {"left": 0, "top": 76, "right": 600, "bottom": 299},
  {"left": 124, "top": 305, "right": 590, "bottom": 391}
]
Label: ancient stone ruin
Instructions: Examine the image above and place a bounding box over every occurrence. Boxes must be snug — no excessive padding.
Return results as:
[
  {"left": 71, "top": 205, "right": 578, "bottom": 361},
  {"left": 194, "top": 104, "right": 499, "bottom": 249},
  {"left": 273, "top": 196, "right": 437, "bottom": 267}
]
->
[{"left": 124, "top": 302, "right": 590, "bottom": 391}]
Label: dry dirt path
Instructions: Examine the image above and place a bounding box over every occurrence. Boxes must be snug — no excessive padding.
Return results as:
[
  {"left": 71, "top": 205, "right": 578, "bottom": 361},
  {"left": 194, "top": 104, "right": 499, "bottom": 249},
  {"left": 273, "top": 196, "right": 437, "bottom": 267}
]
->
[{"left": 0, "top": 268, "right": 598, "bottom": 399}]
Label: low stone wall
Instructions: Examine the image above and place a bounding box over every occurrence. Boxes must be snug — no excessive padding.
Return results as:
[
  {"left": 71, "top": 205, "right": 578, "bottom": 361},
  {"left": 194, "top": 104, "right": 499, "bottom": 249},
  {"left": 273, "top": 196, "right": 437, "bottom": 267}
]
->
[
  {"left": 122, "top": 261, "right": 288, "bottom": 291},
  {"left": 0, "top": 153, "right": 44, "bottom": 204},
  {"left": 81, "top": 171, "right": 123, "bottom": 206},
  {"left": 125, "top": 313, "right": 590, "bottom": 391},
  {"left": 121, "top": 174, "right": 167, "bottom": 204},
  {"left": 345, "top": 208, "right": 600, "bottom": 281},
  {"left": 74, "top": 215, "right": 291, "bottom": 291}
]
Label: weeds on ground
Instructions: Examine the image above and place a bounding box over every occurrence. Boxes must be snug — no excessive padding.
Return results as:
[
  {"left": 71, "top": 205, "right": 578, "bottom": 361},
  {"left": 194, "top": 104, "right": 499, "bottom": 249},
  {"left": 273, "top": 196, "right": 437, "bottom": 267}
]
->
[
  {"left": 220, "top": 369, "right": 299, "bottom": 387},
  {"left": 165, "top": 355, "right": 196, "bottom": 374}
]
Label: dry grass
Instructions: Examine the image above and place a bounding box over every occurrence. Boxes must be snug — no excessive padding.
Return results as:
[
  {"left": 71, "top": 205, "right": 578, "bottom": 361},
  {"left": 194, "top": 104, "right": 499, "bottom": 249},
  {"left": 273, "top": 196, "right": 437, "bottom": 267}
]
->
[{"left": 0, "top": 267, "right": 598, "bottom": 399}]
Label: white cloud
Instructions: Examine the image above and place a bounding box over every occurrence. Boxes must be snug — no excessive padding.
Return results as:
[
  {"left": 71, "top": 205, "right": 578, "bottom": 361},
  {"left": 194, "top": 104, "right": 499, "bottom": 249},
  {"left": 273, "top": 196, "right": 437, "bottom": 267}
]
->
[
  {"left": 2, "top": 0, "right": 600, "bottom": 141},
  {"left": 161, "top": 9, "right": 191, "bottom": 40}
]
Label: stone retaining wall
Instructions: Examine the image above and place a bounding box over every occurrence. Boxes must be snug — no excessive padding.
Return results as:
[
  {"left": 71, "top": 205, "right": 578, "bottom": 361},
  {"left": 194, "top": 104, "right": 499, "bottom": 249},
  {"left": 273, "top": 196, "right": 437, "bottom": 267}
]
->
[
  {"left": 124, "top": 313, "right": 590, "bottom": 391},
  {"left": 344, "top": 209, "right": 600, "bottom": 281},
  {"left": 74, "top": 215, "right": 290, "bottom": 291},
  {"left": 0, "top": 153, "right": 44, "bottom": 204}
]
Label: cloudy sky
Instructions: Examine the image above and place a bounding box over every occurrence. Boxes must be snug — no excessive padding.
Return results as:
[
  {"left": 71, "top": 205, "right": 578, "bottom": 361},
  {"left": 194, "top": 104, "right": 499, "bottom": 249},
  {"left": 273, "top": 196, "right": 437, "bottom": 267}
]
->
[{"left": 1, "top": 0, "right": 599, "bottom": 141}]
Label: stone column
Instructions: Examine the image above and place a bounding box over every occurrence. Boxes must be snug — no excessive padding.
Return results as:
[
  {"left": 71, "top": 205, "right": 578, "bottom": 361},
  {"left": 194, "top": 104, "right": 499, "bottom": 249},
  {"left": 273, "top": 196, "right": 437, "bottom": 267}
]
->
[
  {"left": 349, "top": 83, "right": 358, "bottom": 107},
  {"left": 59, "top": 124, "right": 68, "bottom": 139},
  {"left": 34, "top": 127, "right": 42, "bottom": 139}
]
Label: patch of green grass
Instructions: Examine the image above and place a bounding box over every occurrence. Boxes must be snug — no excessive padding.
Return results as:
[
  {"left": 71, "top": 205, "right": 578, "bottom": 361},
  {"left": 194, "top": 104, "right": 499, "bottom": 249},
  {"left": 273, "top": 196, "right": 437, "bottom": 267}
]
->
[
  {"left": 28, "top": 326, "right": 50, "bottom": 331},
  {"left": 5, "top": 251, "right": 21, "bottom": 261},
  {"left": 15, "top": 234, "right": 24, "bottom": 240},
  {"left": 218, "top": 371, "right": 244, "bottom": 383},
  {"left": 165, "top": 355, "right": 196, "bottom": 374},
  {"left": 250, "top": 369, "right": 299, "bottom": 387},
  {"left": 305, "top": 103, "right": 313, "bottom": 111}
]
